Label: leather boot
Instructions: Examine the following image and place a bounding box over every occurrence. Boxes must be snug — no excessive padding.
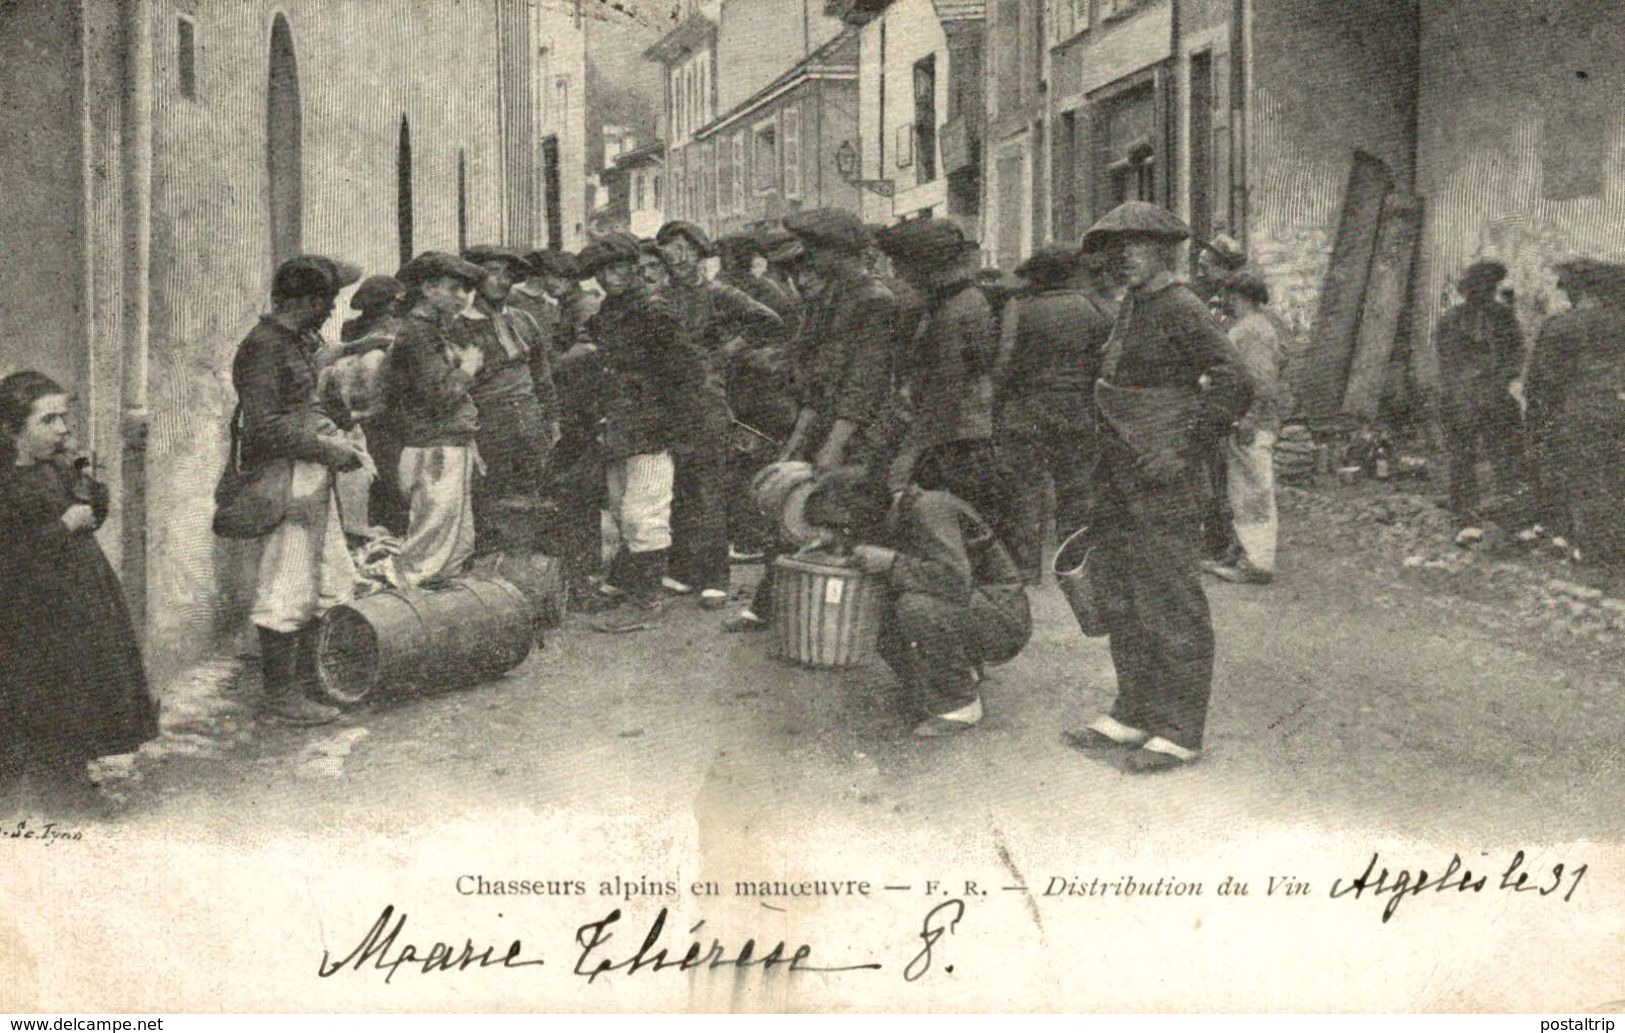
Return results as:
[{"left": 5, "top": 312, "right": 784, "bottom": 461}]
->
[
  {"left": 590, "top": 550, "right": 667, "bottom": 633},
  {"left": 258, "top": 627, "right": 338, "bottom": 726}
]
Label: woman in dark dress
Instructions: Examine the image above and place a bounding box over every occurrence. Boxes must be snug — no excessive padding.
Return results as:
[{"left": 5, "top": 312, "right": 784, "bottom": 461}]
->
[{"left": 0, "top": 372, "right": 157, "bottom": 785}]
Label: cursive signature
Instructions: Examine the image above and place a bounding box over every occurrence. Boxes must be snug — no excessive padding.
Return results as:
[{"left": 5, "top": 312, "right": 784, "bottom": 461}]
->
[
  {"left": 1329, "top": 851, "right": 1587, "bottom": 923},
  {"left": 572, "top": 906, "right": 882, "bottom": 983},
  {"left": 317, "top": 904, "right": 546, "bottom": 983},
  {"left": 904, "top": 898, "right": 965, "bottom": 982}
]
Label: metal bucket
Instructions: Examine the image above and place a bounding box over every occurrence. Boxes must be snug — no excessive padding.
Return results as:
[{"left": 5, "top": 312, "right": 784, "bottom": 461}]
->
[
  {"left": 471, "top": 551, "right": 567, "bottom": 633},
  {"left": 771, "top": 554, "right": 884, "bottom": 668},
  {"left": 315, "top": 573, "right": 535, "bottom": 705},
  {"left": 1052, "top": 526, "right": 1108, "bottom": 637}
]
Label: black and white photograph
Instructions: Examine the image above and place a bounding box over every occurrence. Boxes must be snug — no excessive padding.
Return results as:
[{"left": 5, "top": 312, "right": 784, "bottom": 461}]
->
[{"left": 1, "top": 0, "right": 1622, "bottom": 1016}]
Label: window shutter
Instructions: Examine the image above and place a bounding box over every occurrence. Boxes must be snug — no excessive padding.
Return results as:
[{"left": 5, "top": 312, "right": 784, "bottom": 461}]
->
[{"left": 784, "top": 107, "right": 802, "bottom": 199}]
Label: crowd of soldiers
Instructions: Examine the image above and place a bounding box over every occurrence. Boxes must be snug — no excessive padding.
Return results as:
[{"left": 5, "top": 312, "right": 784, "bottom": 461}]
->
[{"left": 219, "top": 199, "right": 1291, "bottom": 768}]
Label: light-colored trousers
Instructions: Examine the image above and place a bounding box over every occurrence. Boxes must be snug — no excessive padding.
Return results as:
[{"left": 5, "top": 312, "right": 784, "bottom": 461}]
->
[
  {"left": 251, "top": 462, "right": 357, "bottom": 633},
  {"left": 604, "top": 451, "right": 675, "bottom": 554},
  {"left": 1225, "top": 428, "right": 1278, "bottom": 573},
  {"left": 397, "top": 444, "right": 477, "bottom": 586}
]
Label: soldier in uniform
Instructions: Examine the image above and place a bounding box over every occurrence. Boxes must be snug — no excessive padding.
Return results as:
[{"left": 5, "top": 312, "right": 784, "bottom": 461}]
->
[
  {"left": 654, "top": 220, "right": 786, "bottom": 608},
  {"left": 517, "top": 248, "right": 601, "bottom": 353},
  {"left": 1434, "top": 259, "right": 1529, "bottom": 519},
  {"left": 456, "top": 245, "right": 561, "bottom": 555},
  {"left": 802, "top": 467, "right": 1031, "bottom": 738},
  {"left": 723, "top": 209, "right": 901, "bottom": 633},
  {"left": 325, "top": 274, "right": 406, "bottom": 536},
  {"left": 228, "top": 255, "right": 368, "bottom": 725},
  {"left": 996, "top": 245, "right": 1115, "bottom": 582},
  {"left": 388, "top": 251, "right": 487, "bottom": 586},
  {"left": 1062, "top": 203, "right": 1252, "bottom": 772},
  {"left": 875, "top": 219, "right": 1017, "bottom": 556},
  {"left": 575, "top": 233, "right": 711, "bottom": 633}
]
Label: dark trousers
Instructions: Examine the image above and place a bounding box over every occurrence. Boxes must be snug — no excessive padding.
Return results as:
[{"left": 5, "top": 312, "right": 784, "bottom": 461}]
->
[
  {"left": 1089, "top": 443, "right": 1216, "bottom": 751},
  {"left": 472, "top": 397, "right": 553, "bottom": 555},
  {"left": 876, "top": 586, "right": 1032, "bottom": 719},
  {"left": 364, "top": 418, "right": 408, "bottom": 535},
  {"left": 538, "top": 426, "right": 604, "bottom": 593},
  {"left": 913, "top": 438, "right": 1020, "bottom": 558},
  {"left": 996, "top": 418, "right": 1095, "bottom": 581},
  {"left": 670, "top": 439, "right": 731, "bottom": 592},
  {"left": 1443, "top": 390, "right": 1528, "bottom": 515}
]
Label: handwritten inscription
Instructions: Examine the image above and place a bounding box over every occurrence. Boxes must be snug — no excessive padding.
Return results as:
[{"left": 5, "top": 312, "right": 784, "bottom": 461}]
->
[
  {"left": 1330, "top": 851, "right": 1587, "bottom": 922},
  {"left": 572, "top": 906, "right": 881, "bottom": 982},
  {"left": 317, "top": 905, "right": 546, "bottom": 983},
  {"left": 904, "top": 899, "right": 965, "bottom": 982}
]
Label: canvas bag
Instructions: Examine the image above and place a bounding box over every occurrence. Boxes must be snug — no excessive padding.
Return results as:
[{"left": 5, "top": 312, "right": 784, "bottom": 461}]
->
[{"left": 212, "top": 403, "right": 292, "bottom": 539}]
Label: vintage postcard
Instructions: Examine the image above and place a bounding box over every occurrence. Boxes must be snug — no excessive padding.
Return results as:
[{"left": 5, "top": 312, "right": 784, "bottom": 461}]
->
[{"left": 1, "top": 0, "right": 1622, "bottom": 1015}]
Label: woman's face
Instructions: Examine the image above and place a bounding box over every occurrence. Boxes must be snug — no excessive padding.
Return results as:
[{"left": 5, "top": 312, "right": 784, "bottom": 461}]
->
[
  {"left": 14, "top": 393, "right": 70, "bottom": 463},
  {"left": 422, "top": 276, "right": 474, "bottom": 316}
]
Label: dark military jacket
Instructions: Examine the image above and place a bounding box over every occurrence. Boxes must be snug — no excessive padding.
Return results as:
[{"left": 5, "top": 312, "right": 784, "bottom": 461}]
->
[
  {"left": 588, "top": 285, "right": 710, "bottom": 459},
  {"left": 997, "top": 286, "right": 1115, "bottom": 431},
  {"left": 793, "top": 268, "right": 899, "bottom": 432},
  {"left": 230, "top": 316, "right": 352, "bottom": 470}
]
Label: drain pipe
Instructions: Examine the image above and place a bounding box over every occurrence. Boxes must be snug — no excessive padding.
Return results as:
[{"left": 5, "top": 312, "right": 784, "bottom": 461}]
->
[{"left": 120, "top": 0, "right": 153, "bottom": 639}]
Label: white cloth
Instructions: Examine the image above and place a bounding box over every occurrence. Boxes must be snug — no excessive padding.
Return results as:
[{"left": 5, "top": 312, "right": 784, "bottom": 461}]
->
[
  {"left": 604, "top": 452, "right": 674, "bottom": 554},
  {"left": 1225, "top": 428, "right": 1278, "bottom": 574},
  {"left": 397, "top": 445, "right": 477, "bottom": 585},
  {"left": 251, "top": 461, "right": 357, "bottom": 633}
]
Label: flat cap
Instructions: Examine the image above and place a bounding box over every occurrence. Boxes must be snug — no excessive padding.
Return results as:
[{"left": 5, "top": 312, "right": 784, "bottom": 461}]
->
[
  {"left": 784, "top": 208, "right": 871, "bottom": 255},
  {"left": 1013, "top": 245, "right": 1080, "bottom": 286},
  {"left": 1457, "top": 259, "right": 1508, "bottom": 291},
  {"left": 874, "top": 218, "right": 972, "bottom": 270},
  {"left": 273, "top": 254, "right": 363, "bottom": 299},
  {"left": 1078, "top": 201, "right": 1191, "bottom": 252},
  {"left": 462, "top": 244, "right": 530, "bottom": 271},
  {"left": 575, "top": 232, "right": 642, "bottom": 279},
  {"left": 395, "top": 251, "right": 485, "bottom": 289},
  {"left": 348, "top": 274, "right": 406, "bottom": 312},
  {"left": 523, "top": 248, "right": 579, "bottom": 279},
  {"left": 655, "top": 220, "right": 715, "bottom": 257}
]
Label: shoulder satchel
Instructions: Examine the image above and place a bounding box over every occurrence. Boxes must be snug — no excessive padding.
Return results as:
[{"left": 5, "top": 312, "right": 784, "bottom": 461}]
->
[{"left": 212, "top": 403, "right": 292, "bottom": 539}]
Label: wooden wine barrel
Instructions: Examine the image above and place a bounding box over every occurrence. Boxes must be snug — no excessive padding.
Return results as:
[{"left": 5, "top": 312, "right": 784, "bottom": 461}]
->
[
  {"left": 771, "top": 554, "right": 884, "bottom": 669},
  {"left": 471, "top": 550, "right": 567, "bottom": 633},
  {"left": 315, "top": 573, "right": 535, "bottom": 705}
]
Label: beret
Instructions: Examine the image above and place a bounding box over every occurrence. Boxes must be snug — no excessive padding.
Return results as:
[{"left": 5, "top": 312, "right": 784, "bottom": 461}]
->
[
  {"left": 655, "top": 220, "right": 716, "bottom": 257},
  {"left": 874, "top": 219, "right": 972, "bottom": 270},
  {"left": 523, "top": 248, "right": 579, "bottom": 279},
  {"left": 1200, "top": 233, "right": 1247, "bottom": 270},
  {"left": 395, "top": 251, "right": 485, "bottom": 289},
  {"left": 1013, "top": 246, "right": 1079, "bottom": 286},
  {"left": 575, "top": 233, "right": 642, "bottom": 278},
  {"left": 348, "top": 274, "right": 406, "bottom": 312},
  {"left": 1457, "top": 259, "right": 1508, "bottom": 291},
  {"left": 758, "top": 226, "right": 806, "bottom": 265},
  {"left": 714, "top": 231, "right": 760, "bottom": 261},
  {"left": 1079, "top": 202, "right": 1191, "bottom": 252},
  {"left": 462, "top": 244, "right": 530, "bottom": 271},
  {"left": 784, "top": 208, "right": 871, "bottom": 255},
  {"left": 273, "top": 254, "right": 363, "bottom": 298}
]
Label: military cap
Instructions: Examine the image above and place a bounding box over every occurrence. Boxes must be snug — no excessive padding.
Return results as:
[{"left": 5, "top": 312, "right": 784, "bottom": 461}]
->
[
  {"left": 348, "top": 274, "right": 406, "bottom": 312},
  {"left": 714, "top": 230, "right": 761, "bottom": 262},
  {"left": 758, "top": 226, "right": 806, "bottom": 265},
  {"left": 874, "top": 218, "right": 972, "bottom": 271},
  {"left": 655, "top": 220, "right": 716, "bottom": 257},
  {"left": 272, "top": 254, "right": 363, "bottom": 299},
  {"left": 1014, "top": 246, "right": 1080, "bottom": 287},
  {"left": 523, "top": 248, "right": 579, "bottom": 279},
  {"left": 462, "top": 244, "right": 530, "bottom": 271},
  {"left": 575, "top": 233, "right": 642, "bottom": 278},
  {"left": 1078, "top": 201, "right": 1192, "bottom": 252},
  {"left": 1457, "top": 259, "right": 1508, "bottom": 293},
  {"left": 784, "top": 208, "right": 871, "bottom": 255},
  {"left": 395, "top": 251, "right": 485, "bottom": 289},
  {"left": 1200, "top": 233, "right": 1247, "bottom": 271}
]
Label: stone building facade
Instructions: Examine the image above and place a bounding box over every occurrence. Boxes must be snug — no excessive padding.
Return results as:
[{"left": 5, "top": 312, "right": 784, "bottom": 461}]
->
[{"left": 0, "top": 0, "right": 587, "bottom": 688}]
